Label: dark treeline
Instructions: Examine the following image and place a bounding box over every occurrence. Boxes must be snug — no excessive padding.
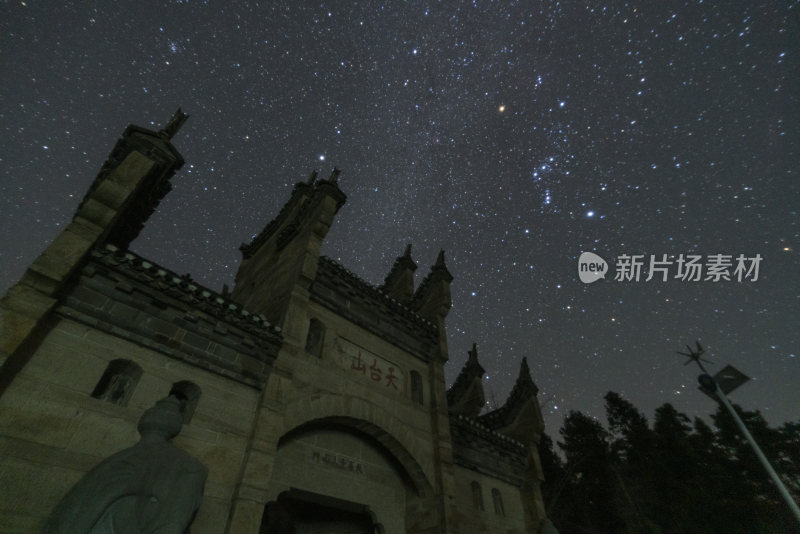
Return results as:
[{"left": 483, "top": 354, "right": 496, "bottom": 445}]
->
[{"left": 540, "top": 392, "right": 800, "bottom": 534}]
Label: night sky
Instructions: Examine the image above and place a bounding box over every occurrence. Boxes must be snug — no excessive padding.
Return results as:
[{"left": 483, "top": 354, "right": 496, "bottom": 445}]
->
[{"left": 2, "top": 1, "right": 798, "bottom": 435}]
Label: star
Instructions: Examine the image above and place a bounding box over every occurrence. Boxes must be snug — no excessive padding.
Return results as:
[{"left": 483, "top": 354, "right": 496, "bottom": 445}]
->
[{"left": 0, "top": 0, "right": 795, "bottom": 446}]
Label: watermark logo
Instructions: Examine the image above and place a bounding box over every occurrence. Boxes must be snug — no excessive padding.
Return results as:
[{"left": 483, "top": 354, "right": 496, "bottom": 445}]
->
[
  {"left": 578, "top": 252, "right": 609, "bottom": 284},
  {"left": 578, "top": 253, "right": 763, "bottom": 284}
]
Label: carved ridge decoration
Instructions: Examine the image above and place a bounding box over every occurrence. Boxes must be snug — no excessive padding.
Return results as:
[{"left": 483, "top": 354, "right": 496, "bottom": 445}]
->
[
  {"left": 450, "top": 414, "right": 526, "bottom": 451},
  {"left": 478, "top": 368, "right": 539, "bottom": 431},
  {"left": 240, "top": 177, "right": 347, "bottom": 258},
  {"left": 240, "top": 182, "right": 313, "bottom": 258},
  {"left": 446, "top": 347, "right": 485, "bottom": 409},
  {"left": 450, "top": 415, "right": 528, "bottom": 487},
  {"left": 381, "top": 244, "right": 417, "bottom": 292},
  {"left": 410, "top": 252, "right": 453, "bottom": 308},
  {"left": 315, "top": 256, "right": 438, "bottom": 335},
  {"left": 275, "top": 194, "right": 317, "bottom": 250},
  {"left": 89, "top": 245, "right": 283, "bottom": 341}
]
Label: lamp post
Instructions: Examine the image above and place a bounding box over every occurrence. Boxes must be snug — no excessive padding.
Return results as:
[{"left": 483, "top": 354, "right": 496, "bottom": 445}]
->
[{"left": 678, "top": 341, "right": 800, "bottom": 526}]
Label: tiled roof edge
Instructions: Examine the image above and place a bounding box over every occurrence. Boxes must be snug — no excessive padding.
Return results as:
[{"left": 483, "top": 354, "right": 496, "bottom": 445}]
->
[
  {"left": 92, "top": 244, "right": 283, "bottom": 338},
  {"left": 317, "top": 256, "right": 438, "bottom": 333}
]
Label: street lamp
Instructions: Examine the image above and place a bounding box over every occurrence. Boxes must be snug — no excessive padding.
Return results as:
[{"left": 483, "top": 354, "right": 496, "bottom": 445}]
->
[{"left": 678, "top": 341, "right": 800, "bottom": 526}]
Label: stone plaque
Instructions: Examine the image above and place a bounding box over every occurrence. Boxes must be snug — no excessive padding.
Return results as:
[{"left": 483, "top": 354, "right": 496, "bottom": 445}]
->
[
  {"left": 310, "top": 448, "right": 365, "bottom": 475},
  {"left": 337, "top": 338, "right": 404, "bottom": 393}
]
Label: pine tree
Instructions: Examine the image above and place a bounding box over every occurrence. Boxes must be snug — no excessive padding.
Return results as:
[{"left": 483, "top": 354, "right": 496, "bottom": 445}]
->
[
  {"left": 543, "top": 394, "right": 799, "bottom": 534},
  {"left": 556, "top": 411, "right": 625, "bottom": 534}
]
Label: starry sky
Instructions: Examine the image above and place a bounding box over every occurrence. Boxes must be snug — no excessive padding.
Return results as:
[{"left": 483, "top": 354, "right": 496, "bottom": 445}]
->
[{"left": 2, "top": 1, "right": 798, "bottom": 435}]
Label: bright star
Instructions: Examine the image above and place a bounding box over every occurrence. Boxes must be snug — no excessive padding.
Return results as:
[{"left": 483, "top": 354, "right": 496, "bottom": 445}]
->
[{"left": 498, "top": 105, "right": 506, "bottom": 112}]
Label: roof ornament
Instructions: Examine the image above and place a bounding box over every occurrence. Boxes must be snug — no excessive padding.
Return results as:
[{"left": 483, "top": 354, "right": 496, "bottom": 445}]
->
[
  {"left": 467, "top": 342, "right": 479, "bottom": 364},
  {"left": 158, "top": 108, "right": 189, "bottom": 140},
  {"left": 435, "top": 250, "right": 446, "bottom": 268}
]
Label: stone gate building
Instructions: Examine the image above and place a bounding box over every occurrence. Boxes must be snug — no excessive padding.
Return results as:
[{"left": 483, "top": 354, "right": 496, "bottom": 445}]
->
[{"left": 0, "top": 112, "right": 550, "bottom": 533}]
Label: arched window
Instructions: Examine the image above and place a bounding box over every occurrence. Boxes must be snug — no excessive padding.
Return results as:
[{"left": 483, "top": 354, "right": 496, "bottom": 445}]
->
[
  {"left": 410, "top": 370, "right": 423, "bottom": 405},
  {"left": 91, "top": 359, "right": 142, "bottom": 406},
  {"left": 169, "top": 380, "right": 202, "bottom": 424},
  {"left": 471, "top": 481, "right": 484, "bottom": 511},
  {"left": 305, "top": 318, "right": 325, "bottom": 357},
  {"left": 492, "top": 488, "right": 505, "bottom": 517}
]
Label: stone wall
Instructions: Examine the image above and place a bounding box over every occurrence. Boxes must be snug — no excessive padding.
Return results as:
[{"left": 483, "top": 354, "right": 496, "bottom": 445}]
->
[
  {"left": 0, "top": 244, "right": 285, "bottom": 533},
  {"left": 267, "top": 427, "right": 408, "bottom": 533},
  {"left": 222, "top": 290, "right": 450, "bottom": 533},
  {"left": 449, "top": 414, "right": 528, "bottom": 486},
  {"left": 61, "top": 246, "right": 281, "bottom": 387},
  {"left": 0, "top": 315, "right": 262, "bottom": 533},
  {"left": 452, "top": 465, "right": 528, "bottom": 534}
]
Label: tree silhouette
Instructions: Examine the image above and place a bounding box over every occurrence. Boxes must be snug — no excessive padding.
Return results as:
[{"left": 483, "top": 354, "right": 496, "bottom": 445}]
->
[{"left": 544, "top": 393, "right": 799, "bottom": 534}]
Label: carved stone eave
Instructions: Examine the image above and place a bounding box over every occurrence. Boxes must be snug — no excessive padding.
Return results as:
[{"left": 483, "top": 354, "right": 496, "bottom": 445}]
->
[
  {"left": 240, "top": 175, "right": 346, "bottom": 260},
  {"left": 478, "top": 357, "right": 543, "bottom": 441},
  {"left": 447, "top": 343, "right": 486, "bottom": 417},
  {"left": 78, "top": 113, "right": 187, "bottom": 251},
  {"left": 381, "top": 244, "right": 418, "bottom": 302}
]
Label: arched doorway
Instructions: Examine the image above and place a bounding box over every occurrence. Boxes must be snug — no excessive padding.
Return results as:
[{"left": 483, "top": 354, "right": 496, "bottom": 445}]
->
[
  {"left": 260, "top": 417, "right": 431, "bottom": 534},
  {"left": 260, "top": 489, "right": 383, "bottom": 534}
]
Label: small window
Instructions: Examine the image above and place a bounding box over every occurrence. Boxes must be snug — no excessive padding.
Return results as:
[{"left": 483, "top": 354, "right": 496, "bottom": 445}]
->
[
  {"left": 91, "top": 359, "right": 142, "bottom": 406},
  {"left": 410, "top": 370, "right": 423, "bottom": 405},
  {"left": 169, "top": 380, "right": 201, "bottom": 424},
  {"left": 305, "top": 318, "right": 325, "bottom": 357},
  {"left": 471, "top": 481, "right": 484, "bottom": 511},
  {"left": 492, "top": 488, "right": 505, "bottom": 517}
]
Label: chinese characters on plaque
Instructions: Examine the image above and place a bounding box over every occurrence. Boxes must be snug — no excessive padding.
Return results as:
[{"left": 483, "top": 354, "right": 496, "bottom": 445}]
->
[
  {"left": 337, "top": 338, "right": 404, "bottom": 393},
  {"left": 311, "top": 449, "right": 365, "bottom": 475}
]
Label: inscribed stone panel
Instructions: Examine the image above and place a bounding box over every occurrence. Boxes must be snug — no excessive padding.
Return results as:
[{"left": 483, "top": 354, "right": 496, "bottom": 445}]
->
[{"left": 335, "top": 338, "right": 404, "bottom": 394}]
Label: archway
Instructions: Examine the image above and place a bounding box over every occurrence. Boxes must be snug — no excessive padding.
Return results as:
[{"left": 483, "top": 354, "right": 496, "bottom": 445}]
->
[
  {"left": 280, "top": 393, "right": 434, "bottom": 499},
  {"left": 261, "top": 416, "right": 435, "bottom": 534},
  {"left": 260, "top": 489, "right": 384, "bottom": 534}
]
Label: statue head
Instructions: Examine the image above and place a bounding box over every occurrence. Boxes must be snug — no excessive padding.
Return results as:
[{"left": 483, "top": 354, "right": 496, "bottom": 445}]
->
[{"left": 137, "top": 396, "right": 184, "bottom": 441}]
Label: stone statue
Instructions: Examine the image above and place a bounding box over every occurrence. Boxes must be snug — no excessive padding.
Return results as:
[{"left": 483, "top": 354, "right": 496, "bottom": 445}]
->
[{"left": 42, "top": 396, "right": 208, "bottom": 534}]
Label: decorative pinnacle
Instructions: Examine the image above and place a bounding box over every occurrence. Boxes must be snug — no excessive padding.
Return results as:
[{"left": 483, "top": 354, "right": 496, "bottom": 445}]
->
[
  {"left": 403, "top": 243, "right": 412, "bottom": 258},
  {"left": 159, "top": 108, "right": 189, "bottom": 140},
  {"left": 435, "top": 250, "right": 446, "bottom": 268},
  {"left": 511, "top": 356, "right": 537, "bottom": 395},
  {"left": 468, "top": 342, "right": 478, "bottom": 363},
  {"left": 307, "top": 170, "right": 319, "bottom": 185},
  {"left": 329, "top": 167, "right": 341, "bottom": 184},
  {"left": 519, "top": 357, "right": 531, "bottom": 379}
]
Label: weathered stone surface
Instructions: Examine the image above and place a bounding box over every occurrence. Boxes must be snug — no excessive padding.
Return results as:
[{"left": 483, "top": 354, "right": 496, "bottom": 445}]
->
[
  {"left": 1, "top": 126, "right": 552, "bottom": 533},
  {"left": 52, "top": 247, "right": 282, "bottom": 388},
  {"left": 41, "top": 396, "right": 207, "bottom": 534}
]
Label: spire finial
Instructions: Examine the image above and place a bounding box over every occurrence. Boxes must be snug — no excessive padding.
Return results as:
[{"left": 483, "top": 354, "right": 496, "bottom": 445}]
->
[
  {"left": 512, "top": 356, "right": 536, "bottom": 393},
  {"left": 520, "top": 357, "right": 530, "bottom": 378},
  {"left": 435, "top": 249, "right": 446, "bottom": 268},
  {"left": 403, "top": 243, "right": 412, "bottom": 257},
  {"left": 329, "top": 167, "right": 341, "bottom": 184},
  {"left": 468, "top": 342, "right": 478, "bottom": 363},
  {"left": 307, "top": 170, "right": 318, "bottom": 185},
  {"left": 159, "top": 108, "right": 189, "bottom": 140}
]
